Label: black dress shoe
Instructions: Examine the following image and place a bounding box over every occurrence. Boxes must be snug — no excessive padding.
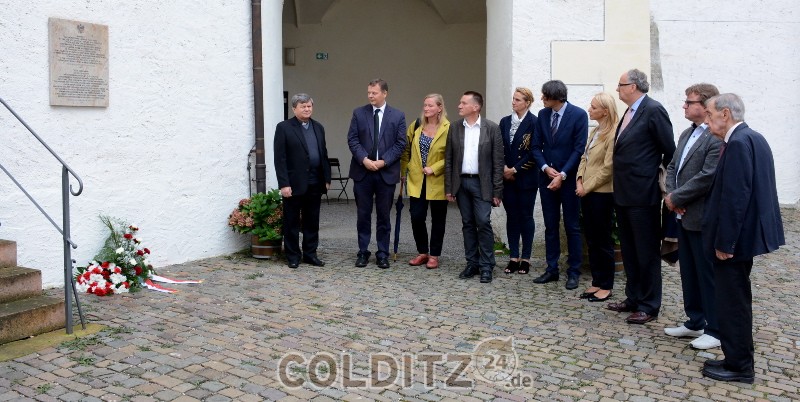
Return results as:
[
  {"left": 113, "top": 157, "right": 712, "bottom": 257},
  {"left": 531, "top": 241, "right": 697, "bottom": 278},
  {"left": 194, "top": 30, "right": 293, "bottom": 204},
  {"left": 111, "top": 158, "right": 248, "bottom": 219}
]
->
[
  {"left": 376, "top": 257, "right": 390, "bottom": 269},
  {"left": 287, "top": 261, "right": 299, "bottom": 269},
  {"left": 588, "top": 292, "right": 612, "bottom": 302},
  {"left": 480, "top": 270, "right": 492, "bottom": 283},
  {"left": 702, "top": 364, "right": 754, "bottom": 383},
  {"left": 303, "top": 255, "right": 325, "bottom": 266},
  {"left": 355, "top": 253, "right": 369, "bottom": 267},
  {"left": 565, "top": 275, "right": 579, "bottom": 290},
  {"left": 458, "top": 265, "right": 478, "bottom": 279},
  {"left": 532, "top": 271, "right": 558, "bottom": 284},
  {"left": 579, "top": 290, "right": 598, "bottom": 299}
]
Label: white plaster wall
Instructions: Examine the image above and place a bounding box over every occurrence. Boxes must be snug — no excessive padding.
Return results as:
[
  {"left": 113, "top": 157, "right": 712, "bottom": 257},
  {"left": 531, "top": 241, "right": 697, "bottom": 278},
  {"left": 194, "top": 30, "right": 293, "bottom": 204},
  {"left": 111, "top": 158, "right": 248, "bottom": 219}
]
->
[
  {"left": 491, "top": 0, "right": 799, "bottom": 204},
  {"left": 0, "top": 1, "right": 283, "bottom": 287},
  {"left": 650, "top": 1, "right": 800, "bottom": 206},
  {"left": 282, "top": 0, "right": 486, "bottom": 173}
]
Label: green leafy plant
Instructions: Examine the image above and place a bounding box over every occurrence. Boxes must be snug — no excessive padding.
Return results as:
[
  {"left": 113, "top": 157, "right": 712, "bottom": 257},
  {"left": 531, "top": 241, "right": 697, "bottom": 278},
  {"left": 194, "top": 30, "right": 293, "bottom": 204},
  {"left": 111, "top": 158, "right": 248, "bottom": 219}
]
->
[{"left": 228, "top": 189, "right": 283, "bottom": 241}]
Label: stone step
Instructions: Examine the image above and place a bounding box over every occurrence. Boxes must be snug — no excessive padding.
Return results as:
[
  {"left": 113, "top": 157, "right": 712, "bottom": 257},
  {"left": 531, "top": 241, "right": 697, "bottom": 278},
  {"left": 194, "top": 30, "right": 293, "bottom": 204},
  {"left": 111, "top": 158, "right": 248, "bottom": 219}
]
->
[
  {"left": 0, "top": 240, "right": 16, "bottom": 268},
  {"left": 0, "top": 267, "right": 43, "bottom": 304},
  {"left": 0, "top": 295, "right": 65, "bottom": 344}
]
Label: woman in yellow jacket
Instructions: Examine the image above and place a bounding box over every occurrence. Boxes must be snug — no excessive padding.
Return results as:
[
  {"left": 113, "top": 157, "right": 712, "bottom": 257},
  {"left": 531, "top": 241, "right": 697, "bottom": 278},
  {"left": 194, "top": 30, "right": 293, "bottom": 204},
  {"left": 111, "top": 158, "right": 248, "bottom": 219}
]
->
[
  {"left": 400, "top": 94, "right": 450, "bottom": 269},
  {"left": 575, "top": 92, "right": 619, "bottom": 302}
]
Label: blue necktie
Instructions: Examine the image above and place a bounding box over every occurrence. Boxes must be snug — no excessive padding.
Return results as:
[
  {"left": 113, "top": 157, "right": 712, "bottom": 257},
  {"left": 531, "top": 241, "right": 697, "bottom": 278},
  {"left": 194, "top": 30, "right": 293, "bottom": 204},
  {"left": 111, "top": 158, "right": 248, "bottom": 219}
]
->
[{"left": 550, "top": 112, "right": 559, "bottom": 141}]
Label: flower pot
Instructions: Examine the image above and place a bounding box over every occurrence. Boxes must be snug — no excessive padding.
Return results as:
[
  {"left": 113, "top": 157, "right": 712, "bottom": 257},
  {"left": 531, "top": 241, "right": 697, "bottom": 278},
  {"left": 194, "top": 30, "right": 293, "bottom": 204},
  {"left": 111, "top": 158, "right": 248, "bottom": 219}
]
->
[{"left": 251, "top": 236, "right": 281, "bottom": 259}]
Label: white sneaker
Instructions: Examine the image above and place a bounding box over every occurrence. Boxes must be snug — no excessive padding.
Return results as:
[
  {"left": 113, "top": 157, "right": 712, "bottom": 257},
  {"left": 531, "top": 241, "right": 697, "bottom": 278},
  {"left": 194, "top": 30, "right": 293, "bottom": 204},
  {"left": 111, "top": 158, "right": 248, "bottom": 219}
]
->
[
  {"left": 664, "top": 325, "right": 704, "bottom": 338},
  {"left": 691, "top": 334, "right": 721, "bottom": 350}
]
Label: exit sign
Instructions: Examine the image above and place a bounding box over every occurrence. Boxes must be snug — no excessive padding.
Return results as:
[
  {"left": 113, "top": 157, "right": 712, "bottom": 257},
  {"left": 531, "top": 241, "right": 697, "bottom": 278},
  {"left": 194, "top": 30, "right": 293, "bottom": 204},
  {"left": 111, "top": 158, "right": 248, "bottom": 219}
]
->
[{"left": 315, "top": 52, "right": 328, "bottom": 60}]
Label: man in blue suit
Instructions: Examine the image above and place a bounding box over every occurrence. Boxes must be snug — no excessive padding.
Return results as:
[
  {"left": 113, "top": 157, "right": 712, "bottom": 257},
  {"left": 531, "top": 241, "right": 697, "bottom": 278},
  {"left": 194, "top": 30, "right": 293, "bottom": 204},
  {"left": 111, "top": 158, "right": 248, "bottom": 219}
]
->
[
  {"left": 347, "top": 79, "right": 407, "bottom": 269},
  {"left": 700, "top": 93, "right": 784, "bottom": 384},
  {"left": 530, "top": 80, "right": 588, "bottom": 290}
]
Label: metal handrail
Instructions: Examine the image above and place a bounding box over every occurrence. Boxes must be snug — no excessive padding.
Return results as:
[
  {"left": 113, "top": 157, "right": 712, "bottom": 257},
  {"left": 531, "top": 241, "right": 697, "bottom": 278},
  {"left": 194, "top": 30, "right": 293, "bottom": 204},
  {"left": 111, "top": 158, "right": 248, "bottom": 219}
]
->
[{"left": 0, "top": 96, "right": 86, "bottom": 334}]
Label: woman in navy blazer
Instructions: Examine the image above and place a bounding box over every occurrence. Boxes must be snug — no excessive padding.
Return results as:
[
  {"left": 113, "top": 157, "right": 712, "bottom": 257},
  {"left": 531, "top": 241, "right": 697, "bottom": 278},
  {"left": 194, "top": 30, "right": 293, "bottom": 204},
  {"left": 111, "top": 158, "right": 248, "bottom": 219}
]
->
[{"left": 499, "top": 87, "right": 538, "bottom": 274}]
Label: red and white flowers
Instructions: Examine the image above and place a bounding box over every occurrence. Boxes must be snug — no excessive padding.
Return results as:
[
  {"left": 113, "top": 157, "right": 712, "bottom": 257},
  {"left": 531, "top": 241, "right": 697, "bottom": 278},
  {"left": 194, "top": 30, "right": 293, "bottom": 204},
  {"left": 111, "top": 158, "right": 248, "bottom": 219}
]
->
[{"left": 75, "top": 217, "right": 155, "bottom": 296}]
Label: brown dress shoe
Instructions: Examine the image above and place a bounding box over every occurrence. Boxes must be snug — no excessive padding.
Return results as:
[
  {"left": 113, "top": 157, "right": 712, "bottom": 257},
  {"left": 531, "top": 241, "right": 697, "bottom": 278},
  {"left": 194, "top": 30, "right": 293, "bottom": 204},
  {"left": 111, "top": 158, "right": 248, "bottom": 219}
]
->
[
  {"left": 626, "top": 311, "right": 657, "bottom": 324},
  {"left": 426, "top": 256, "right": 439, "bottom": 269},
  {"left": 607, "top": 301, "right": 635, "bottom": 312},
  {"left": 409, "top": 254, "right": 429, "bottom": 266}
]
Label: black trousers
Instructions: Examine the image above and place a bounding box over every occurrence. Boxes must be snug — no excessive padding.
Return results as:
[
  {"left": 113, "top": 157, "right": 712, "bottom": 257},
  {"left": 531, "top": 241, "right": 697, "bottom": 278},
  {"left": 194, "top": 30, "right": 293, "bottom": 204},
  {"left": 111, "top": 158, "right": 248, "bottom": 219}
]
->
[
  {"left": 408, "top": 177, "right": 448, "bottom": 256},
  {"left": 502, "top": 181, "right": 537, "bottom": 259},
  {"left": 678, "top": 222, "right": 718, "bottom": 337},
  {"left": 282, "top": 183, "right": 323, "bottom": 263},
  {"left": 581, "top": 192, "right": 615, "bottom": 290},
  {"left": 714, "top": 258, "right": 754, "bottom": 372},
  {"left": 615, "top": 204, "right": 662, "bottom": 316}
]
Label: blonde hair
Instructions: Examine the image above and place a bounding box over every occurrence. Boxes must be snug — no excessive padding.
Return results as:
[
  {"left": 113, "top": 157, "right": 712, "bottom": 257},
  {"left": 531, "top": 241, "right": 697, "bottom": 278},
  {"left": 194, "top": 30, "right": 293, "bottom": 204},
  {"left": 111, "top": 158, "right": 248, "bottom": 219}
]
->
[
  {"left": 418, "top": 93, "right": 447, "bottom": 130},
  {"left": 514, "top": 87, "right": 534, "bottom": 108},
  {"left": 591, "top": 92, "right": 619, "bottom": 141}
]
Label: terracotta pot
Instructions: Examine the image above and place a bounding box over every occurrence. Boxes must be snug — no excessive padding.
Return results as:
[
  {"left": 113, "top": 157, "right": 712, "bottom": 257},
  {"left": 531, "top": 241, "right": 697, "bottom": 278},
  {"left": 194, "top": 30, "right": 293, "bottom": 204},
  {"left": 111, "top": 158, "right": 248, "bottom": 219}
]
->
[{"left": 251, "top": 235, "right": 281, "bottom": 259}]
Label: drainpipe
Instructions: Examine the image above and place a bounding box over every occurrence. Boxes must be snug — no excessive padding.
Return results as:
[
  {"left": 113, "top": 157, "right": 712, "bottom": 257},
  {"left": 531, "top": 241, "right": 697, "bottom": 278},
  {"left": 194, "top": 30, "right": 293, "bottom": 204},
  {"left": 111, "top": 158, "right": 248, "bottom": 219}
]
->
[{"left": 252, "top": 1, "right": 266, "bottom": 194}]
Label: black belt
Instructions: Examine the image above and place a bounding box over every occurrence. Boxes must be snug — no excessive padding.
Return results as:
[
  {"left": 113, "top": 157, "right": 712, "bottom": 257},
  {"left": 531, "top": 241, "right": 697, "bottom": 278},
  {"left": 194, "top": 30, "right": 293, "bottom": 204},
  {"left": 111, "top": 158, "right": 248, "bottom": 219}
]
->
[{"left": 461, "top": 174, "right": 479, "bottom": 178}]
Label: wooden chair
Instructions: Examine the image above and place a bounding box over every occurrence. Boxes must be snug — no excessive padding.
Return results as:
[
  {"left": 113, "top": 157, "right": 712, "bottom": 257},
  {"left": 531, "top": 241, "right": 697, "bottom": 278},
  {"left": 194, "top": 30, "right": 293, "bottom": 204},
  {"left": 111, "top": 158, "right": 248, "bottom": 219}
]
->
[{"left": 325, "top": 158, "right": 349, "bottom": 204}]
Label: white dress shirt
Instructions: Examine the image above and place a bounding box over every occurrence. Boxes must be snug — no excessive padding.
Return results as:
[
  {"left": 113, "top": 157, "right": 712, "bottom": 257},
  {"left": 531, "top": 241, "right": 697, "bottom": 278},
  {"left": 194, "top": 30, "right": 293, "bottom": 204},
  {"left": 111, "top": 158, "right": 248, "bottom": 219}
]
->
[{"left": 461, "top": 116, "right": 481, "bottom": 174}]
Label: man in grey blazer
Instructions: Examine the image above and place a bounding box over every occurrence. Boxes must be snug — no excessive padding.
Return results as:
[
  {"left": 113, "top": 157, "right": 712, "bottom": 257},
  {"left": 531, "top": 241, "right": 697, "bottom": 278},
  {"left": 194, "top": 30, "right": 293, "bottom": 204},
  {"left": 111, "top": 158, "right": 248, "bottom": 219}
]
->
[
  {"left": 445, "top": 91, "right": 504, "bottom": 283},
  {"left": 663, "top": 83, "right": 723, "bottom": 349}
]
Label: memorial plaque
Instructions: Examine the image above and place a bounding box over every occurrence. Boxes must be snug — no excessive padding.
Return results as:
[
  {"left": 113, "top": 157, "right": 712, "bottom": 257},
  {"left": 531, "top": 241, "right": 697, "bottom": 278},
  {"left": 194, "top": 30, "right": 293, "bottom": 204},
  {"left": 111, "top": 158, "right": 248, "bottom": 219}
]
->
[{"left": 49, "top": 18, "right": 109, "bottom": 107}]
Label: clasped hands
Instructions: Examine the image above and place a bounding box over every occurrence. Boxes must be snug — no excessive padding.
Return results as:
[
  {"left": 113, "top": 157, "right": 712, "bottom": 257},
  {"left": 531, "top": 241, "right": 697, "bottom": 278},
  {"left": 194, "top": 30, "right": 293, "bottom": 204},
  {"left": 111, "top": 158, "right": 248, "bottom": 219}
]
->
[
  {"left": 362, "top": 157, "right": 386, "bottom": 171},
  {"left": 544, "top": 167, "right": 562, "bottom": 191},
  {"left": 503, "top": 166, "right": 515, "bottom": 181}
]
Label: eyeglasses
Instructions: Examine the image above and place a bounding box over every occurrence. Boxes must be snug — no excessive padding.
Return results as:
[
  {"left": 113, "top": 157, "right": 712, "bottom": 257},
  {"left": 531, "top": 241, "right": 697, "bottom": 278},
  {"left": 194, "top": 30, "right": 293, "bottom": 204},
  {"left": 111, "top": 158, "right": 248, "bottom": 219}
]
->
[
  {"left": 617, "top": 83, "right": 635, "bottom": 88},
  {"left": 684, "top": 100, "right": 704, "bottom": 105}
]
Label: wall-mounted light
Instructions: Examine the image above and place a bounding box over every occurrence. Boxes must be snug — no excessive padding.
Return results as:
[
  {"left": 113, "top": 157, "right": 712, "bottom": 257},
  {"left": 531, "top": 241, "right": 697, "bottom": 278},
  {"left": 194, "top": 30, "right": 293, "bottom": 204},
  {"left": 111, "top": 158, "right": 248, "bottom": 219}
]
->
[{"left": 284, "top": 47, "right": 296, "bottom": 66}]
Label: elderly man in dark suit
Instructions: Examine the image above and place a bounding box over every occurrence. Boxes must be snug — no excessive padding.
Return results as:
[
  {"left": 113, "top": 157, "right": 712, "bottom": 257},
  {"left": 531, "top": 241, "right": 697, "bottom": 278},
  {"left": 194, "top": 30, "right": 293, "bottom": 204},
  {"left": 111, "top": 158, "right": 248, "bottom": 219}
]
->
[
  {"left": 663, "top": 83, "right": 723, "bottom": 349},
  {"left": 347, "top": 79, "right": 407, "bottom": 269},
  {"left": 700, "top": 93, "right": 784, "bottom": 384},
  {"left": 607, "top": 69, "right": 675, "bottom": 324},
  {"left": 530, "top": 80, "right": 588, "bottom": 290},
  {"left": 274, "top": 93, "right": 332, "bottom": 268},
  {"left": 445, "top": 91, "right": 504, "bottom": 283}
]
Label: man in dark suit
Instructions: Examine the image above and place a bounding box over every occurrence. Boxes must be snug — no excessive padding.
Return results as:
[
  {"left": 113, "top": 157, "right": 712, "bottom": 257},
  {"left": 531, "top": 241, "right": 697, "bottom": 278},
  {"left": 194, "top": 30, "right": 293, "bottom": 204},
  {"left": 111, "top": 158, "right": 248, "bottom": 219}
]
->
[
  {"left": 445, "top": 91, "right": 503, "bottom": 283},
  {"left": 701, "top": 93, "right": 784, "bottom": 384},
  {"left": 607, "top": 69, "right": 675, "bottom": 324},
  {"left": 273, "top": 93, "right": 332, "bottom": 268},
  {"left": 530, "top": 80, "right": 588, "bottom": 289},
  {"left": 347, "top": 79, "right": 407, "bottom": 269},
  {"left": 663, "top": 83, "right": 723, "bottom": 349}
]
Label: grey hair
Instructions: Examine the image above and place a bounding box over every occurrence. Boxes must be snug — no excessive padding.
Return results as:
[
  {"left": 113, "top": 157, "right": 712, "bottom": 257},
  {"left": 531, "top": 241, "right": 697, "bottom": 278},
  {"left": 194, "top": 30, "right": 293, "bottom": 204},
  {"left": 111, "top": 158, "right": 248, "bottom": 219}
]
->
[
  {"left": 706, "top": 93, "right": 745, "bottom": 122},
  {"left": 291, "top": 93, "right": 313, "bottom": 108},
  {"left": 627, "top": 69, "right": 650, "bottom": 93}
]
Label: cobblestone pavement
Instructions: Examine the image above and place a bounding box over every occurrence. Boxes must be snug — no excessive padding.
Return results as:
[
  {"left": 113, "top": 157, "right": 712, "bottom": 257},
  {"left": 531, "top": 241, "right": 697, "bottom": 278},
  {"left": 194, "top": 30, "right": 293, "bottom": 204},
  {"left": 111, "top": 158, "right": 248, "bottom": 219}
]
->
[{"left": 1, "top": 205, "right": 797, "bottom": 401}]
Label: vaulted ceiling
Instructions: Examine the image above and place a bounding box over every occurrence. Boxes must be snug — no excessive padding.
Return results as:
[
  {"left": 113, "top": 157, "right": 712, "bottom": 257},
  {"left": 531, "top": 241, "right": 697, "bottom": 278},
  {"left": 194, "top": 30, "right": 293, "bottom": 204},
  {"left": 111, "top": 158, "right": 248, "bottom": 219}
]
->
[{"left": 282, "top": 0, "right": 485, "bottom": 26}]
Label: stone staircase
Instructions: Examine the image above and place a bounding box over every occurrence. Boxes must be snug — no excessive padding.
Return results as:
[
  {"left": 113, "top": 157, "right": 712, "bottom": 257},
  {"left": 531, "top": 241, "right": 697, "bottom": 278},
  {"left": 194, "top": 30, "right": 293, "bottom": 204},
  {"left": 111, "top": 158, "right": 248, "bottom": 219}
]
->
[{"left": 0, "top": 239, "right": 65, "bottom": 344}]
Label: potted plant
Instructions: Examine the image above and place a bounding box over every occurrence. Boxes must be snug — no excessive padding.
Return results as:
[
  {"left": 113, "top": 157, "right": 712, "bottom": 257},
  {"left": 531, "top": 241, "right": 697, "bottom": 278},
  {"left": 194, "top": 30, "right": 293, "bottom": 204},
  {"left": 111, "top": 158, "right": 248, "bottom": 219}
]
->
[{"left": 228, "top": 189, "right": 283, "bottom": 259}]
